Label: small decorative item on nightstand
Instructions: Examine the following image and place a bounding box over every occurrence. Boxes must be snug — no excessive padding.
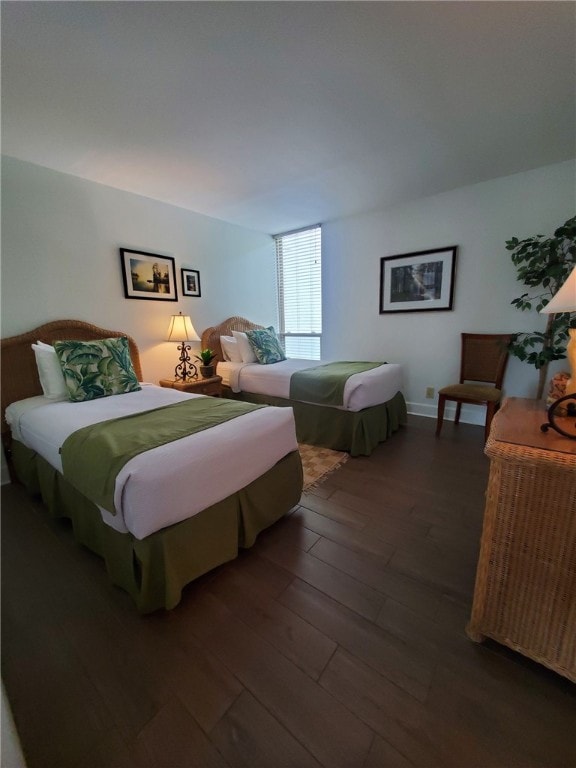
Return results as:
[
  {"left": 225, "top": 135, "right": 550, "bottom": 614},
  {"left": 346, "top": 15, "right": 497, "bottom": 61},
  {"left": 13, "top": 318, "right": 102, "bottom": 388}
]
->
[
  {"left": 194, "top": 348, "right": 217, "bottom": 379},
  {"left": 159, "top": 375, "right": 223, "bottom": 397}
]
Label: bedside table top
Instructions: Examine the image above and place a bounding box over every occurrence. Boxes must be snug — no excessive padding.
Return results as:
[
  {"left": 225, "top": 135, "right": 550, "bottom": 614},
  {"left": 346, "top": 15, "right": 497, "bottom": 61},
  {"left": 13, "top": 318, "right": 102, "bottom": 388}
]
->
[{"left": 159, "top": 376, "right": 222, "bottom": 391}]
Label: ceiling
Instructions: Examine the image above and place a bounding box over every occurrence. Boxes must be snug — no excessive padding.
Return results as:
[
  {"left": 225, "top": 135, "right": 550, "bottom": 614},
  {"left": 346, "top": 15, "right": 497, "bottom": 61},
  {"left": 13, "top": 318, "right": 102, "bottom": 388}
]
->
[{"left": 2, "top": 1, "right": 575, "bottom": 234}]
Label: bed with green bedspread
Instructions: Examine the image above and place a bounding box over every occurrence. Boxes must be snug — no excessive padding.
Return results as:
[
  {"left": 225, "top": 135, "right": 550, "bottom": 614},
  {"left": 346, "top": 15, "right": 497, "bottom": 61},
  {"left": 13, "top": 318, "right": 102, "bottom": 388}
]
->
[
  {"left": 202, "top": 317, "right": 407, "bottom": 457},
  {"left": 11, "top": 438, "right": 302, "bottom": 613},
  {"left": 1, "top": 319, "right": 303, "bottom": 613},
  {"left": 224, "top": 388, "right": 406, "bottom": 457}
]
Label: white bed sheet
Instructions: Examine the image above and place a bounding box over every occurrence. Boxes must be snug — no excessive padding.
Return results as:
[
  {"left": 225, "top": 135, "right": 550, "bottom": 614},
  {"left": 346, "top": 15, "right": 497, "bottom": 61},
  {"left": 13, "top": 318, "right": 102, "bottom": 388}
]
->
[
  {"left": 5, "top": 384, "right": 298, "bottom": 540},
  {"left": 216, "top": 359, "right": 403, "bottom": 411}
]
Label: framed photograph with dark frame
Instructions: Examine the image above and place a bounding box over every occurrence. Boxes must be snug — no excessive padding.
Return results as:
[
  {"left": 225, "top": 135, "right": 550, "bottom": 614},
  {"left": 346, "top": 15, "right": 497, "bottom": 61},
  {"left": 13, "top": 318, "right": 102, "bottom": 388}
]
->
[
  {"left": 181, "top": 268, "right": 201, "bottom": 297},
  {"left": 119, "top": 248, "right": 178, "bottom": 301},
  {"left": 379, "top": 246, "right": 457, "bottom": 313}
]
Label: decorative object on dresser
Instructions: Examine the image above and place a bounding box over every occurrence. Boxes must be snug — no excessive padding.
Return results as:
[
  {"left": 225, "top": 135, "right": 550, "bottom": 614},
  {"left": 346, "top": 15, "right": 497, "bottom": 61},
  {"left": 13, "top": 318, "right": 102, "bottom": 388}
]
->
[
  {"left": 119, "top": 248, "right": 178, "bottom": 301},
  {"left": 539, "top": 264, "right": 576, "bottom": 437},
  {"left": 194, "top": 348, "right": 217, "bottom": 379},
  {"left": 166, "top": 311, "right": 200, "bottom": 381},
  {"left": 379, "top": 246, "right": 457, "bottom": 314},
  {"left": 467, "top": 397, "right": 576, "bottom": 682},
  {"left": 159, "top": 375, "right": 222, "bottom": 397},
  {"left": 546, "top": 371, "right": 570, "bottom": 404},
  {"left": 540, "top": 393, "right": 576, "bottom": 438},
  {"left": 181, "top": 268, "right": 201, "bottom": 297}
]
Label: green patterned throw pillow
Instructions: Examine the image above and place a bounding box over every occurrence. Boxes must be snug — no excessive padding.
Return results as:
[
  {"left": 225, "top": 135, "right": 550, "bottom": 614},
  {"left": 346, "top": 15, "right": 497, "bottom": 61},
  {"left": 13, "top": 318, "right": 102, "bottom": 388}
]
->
[
  {"left": 245, "top": 327, "right": 287, "bottom": 365},
  {"left": 54, "top": 336, "right": 141, "bottom": 402}
]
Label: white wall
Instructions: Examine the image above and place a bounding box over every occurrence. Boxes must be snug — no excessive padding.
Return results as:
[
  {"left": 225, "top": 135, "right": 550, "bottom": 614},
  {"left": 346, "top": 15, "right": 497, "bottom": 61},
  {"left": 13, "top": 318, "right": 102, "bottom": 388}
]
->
[
  {"left": 322, "top": 160, "right": 575, "bottom": 422},
  {"left": 2, "top": 156, "right": 575, "bottom": 441},
  {"left": 1, "top": 156, "right": 276, "bottom": 384}
]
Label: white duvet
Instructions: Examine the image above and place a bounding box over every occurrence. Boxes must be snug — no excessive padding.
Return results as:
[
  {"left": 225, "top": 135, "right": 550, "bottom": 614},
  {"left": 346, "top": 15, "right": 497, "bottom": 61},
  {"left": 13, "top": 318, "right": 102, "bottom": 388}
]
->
[
  {"left": 5, "top": 384, "right": 298, "bottom": 540},
  {"left": 216, "top": 359, "right": 403, "bottom": 411}
]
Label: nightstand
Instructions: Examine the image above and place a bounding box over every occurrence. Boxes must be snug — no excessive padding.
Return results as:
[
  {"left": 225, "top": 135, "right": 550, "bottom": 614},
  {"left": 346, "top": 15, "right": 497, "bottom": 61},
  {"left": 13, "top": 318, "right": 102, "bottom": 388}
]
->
[{"left": 159, "top": 375, "right": 223, "bottom": 397}]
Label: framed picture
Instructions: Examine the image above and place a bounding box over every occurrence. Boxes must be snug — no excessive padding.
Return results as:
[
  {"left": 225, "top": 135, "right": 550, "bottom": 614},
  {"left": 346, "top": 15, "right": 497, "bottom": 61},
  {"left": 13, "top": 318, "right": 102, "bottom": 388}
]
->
[
  {"left": 181, "top": 268, "right": 201, "bottom": 297},
  {"left": 379, "top": 246, "right": 457, "bottom": 313},
  {"left": 120, "top": 248, "right": 178, "bottom": 301}
]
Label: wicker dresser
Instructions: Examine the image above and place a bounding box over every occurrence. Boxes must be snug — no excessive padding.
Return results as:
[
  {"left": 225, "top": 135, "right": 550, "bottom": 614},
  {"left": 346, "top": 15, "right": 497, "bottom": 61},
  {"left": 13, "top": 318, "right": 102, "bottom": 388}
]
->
[{"left": 467, "top": 397, "right": 576, "bottom": 682}]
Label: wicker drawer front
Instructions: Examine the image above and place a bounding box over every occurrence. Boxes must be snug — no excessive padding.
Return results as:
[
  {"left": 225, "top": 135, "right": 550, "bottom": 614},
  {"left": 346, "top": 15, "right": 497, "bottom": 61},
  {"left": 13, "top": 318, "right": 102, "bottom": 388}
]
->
[
  {"left": 193, "top": 379, "right": 222, "bottom": 396},
  {"left": 467, "top": 399, "right": 576, "bottom": 683}
]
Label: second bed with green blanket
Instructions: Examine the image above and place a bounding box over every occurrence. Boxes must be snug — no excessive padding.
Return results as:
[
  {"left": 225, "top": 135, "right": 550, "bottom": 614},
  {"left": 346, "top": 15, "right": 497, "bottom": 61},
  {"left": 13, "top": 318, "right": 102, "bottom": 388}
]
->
[{"left": 202, "top": 318, "right": 407, "bottom": 457}]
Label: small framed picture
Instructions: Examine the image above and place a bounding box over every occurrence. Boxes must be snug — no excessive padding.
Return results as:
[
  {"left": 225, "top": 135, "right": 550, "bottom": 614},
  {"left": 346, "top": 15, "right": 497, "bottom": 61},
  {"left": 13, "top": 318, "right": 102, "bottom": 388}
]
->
[
  {"left": 379, "top": 246, "right": 457, "bottom": 313},
  {"left": 119, "top": 248, "right": 178, "bottom": 301},
  {"left": 182, "top": 268, "right": 201, "bottom": 297}
]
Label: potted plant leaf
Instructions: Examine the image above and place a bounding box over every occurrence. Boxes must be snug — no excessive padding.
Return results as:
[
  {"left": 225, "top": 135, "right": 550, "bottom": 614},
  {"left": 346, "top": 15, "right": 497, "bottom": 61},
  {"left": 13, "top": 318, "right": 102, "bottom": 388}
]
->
[
  {"left": 195, "top": 348, "right": 217, "bottom": 379},
  {"left": 507, "top": 215, "right": 576, "bottom": 399}
]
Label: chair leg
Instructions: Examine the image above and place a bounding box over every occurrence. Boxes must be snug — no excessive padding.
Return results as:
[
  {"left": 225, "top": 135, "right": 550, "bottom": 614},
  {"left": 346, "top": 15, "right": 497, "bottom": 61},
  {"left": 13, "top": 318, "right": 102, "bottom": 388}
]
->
[
  {"left": 436, "top": 395, "right": 446, "bottom": 436},
  {"left": 454, "top": 402, "right": 462, "bottom": 425}
]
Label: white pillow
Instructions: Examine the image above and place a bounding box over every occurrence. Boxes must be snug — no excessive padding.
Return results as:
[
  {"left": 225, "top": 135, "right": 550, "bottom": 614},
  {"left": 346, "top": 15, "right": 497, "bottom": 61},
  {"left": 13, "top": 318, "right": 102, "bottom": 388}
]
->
[
  {"left": 220, "top": 335, "right": 243, "bottom": 363},
  {"left": 231, "top": 331, "right": 258, "bottom": 363},
  {"left": 31, "top": 342, "right": 68, "bottom": 400}
]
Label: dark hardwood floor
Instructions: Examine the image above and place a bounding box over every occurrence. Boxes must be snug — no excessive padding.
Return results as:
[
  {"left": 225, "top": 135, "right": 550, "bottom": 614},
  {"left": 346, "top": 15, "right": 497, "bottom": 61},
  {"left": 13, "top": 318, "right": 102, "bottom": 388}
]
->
[{"left": 2, "top": 415, "right": 575, "bottom": 768}]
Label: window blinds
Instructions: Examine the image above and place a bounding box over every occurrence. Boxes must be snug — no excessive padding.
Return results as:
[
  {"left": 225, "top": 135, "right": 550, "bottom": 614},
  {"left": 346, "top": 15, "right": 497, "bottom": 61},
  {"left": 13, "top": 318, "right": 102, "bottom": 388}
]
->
[{"left": 275, "top": 225, "right": 322, "bottom": 360}]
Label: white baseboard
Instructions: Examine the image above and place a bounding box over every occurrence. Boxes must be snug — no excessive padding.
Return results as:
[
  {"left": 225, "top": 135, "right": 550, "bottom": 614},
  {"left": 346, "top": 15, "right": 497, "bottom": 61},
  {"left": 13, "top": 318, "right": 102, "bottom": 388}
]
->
[{"left": 407, "top": 400, "right": 486, "bottom": 426}]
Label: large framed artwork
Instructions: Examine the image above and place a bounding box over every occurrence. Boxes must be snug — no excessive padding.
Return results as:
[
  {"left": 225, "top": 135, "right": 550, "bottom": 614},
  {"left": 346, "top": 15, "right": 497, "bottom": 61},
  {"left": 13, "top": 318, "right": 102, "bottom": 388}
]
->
[
  {"left": 181, "top": 268, "right": 201, "bottom": 297},
  {"left": 120, "top": 248, "right": 178, "bottom": 301},
  {"left": 379, "top": 246, "right": 457, "bottom": 313}
]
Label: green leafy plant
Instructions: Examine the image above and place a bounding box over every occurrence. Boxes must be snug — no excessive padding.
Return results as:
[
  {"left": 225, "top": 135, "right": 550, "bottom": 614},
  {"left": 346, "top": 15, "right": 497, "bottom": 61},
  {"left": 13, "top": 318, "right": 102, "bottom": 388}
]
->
[
  {"left": 194, "top": 348, "right": 217, "bottom": 366},
  {"left": 507, "top": 215, "right": 576, "bottom": 398}
]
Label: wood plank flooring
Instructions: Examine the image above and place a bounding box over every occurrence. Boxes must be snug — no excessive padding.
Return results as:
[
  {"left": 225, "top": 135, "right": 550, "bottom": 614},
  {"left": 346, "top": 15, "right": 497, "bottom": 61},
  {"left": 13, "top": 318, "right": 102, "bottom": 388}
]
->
[{"left": 2, "top": 415, "right": 575, "bottom": 768}]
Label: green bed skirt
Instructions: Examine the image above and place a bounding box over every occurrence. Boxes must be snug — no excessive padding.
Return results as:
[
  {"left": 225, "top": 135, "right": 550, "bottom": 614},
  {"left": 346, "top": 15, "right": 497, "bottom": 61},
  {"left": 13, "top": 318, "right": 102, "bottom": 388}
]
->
[
  {"left": 223, "top": 389, "right": 407, "bottom": 456},
  {"left": 11, "top": 440, "right": 303, "bottom": 613}
]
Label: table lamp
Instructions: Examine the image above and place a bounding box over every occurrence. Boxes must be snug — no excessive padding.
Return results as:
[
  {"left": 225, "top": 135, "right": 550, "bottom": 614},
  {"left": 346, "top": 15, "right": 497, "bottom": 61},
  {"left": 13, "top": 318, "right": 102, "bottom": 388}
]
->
[
  {"left": 540, "top": 265, "right": 576, "bottom": 438},
  {"left": 166, "top": 312, "right": 200, "bottom": 381}
]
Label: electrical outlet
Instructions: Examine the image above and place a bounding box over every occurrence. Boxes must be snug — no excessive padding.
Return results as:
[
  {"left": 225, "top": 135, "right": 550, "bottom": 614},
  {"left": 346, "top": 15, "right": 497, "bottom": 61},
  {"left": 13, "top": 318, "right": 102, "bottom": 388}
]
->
[{"left": 426, "top": 387, "right": 435, "bottom": 399}]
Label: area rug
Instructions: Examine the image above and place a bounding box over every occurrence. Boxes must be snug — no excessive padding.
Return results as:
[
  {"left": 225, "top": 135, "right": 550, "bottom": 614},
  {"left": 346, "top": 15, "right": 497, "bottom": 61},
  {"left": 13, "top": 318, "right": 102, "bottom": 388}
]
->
[{"left": 298, "top": 443, "right": 349, "bottom": 491}]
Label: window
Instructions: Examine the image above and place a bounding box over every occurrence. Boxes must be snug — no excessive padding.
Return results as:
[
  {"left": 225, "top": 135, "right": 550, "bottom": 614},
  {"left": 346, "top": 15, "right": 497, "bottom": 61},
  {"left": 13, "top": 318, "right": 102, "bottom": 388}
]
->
[{"left": 274, "top": 225, "right": 322, "bottom": 359}]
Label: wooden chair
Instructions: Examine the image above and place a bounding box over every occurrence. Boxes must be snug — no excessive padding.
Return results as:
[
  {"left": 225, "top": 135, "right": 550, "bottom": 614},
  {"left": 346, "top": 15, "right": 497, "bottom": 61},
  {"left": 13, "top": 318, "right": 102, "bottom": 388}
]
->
[{"left": 436, "top": 333, "right": 512, "bottom": 442}]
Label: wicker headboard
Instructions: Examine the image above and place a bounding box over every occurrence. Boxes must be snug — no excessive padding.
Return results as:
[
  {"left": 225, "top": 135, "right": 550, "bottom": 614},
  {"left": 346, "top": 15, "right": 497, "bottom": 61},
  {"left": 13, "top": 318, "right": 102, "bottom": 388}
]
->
[
  {"left": 1, "top": 319, "right": 143, "bottom": 434},
  {"left": 201, "top": 316, "right": 265, "bottom": 362}
]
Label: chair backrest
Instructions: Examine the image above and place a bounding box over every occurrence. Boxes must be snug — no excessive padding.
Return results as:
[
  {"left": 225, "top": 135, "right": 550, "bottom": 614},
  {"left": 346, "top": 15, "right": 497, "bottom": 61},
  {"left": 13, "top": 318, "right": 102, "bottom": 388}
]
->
[{"left": 459, "top": 333, "right": 513, "bottom": 388}]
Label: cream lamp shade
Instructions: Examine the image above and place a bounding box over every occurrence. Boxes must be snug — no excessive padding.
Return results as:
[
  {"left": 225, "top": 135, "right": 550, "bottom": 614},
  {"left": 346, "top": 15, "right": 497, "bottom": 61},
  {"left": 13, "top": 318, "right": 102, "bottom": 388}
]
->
[
  {"left": 540, "top": 266, "right": 576, "bottom": 398},
  {"left": 166, "top": 312, "right": 200, "bottom": 342}
]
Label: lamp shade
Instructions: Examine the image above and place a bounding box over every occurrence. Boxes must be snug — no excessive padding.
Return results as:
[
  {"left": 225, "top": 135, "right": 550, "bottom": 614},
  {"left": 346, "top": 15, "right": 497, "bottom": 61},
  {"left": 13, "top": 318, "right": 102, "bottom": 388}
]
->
[
  {"left": 166, "top": 312, "right": 200, "bottom": 342},
  {"left": 540, "top": 266, "right": 576, "bottom": 314}
]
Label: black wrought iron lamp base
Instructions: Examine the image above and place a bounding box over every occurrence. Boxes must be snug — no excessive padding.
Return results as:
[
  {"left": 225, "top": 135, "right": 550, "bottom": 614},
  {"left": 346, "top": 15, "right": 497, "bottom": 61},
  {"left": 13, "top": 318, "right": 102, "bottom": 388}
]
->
[
  {"left": 540, "top": 393, "right": 576, "bottom": 439},
  {"left": 173, "top": 343, "right": 198, "bottom": 382}
]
